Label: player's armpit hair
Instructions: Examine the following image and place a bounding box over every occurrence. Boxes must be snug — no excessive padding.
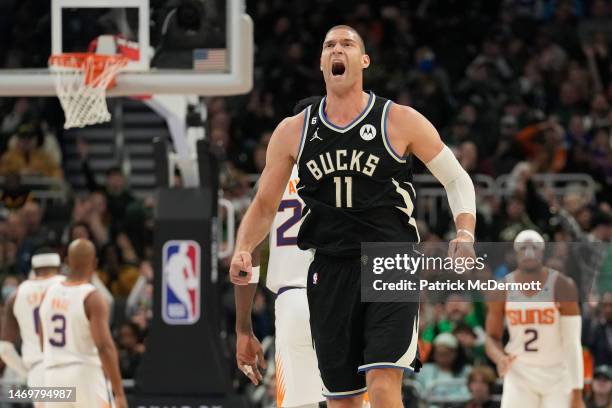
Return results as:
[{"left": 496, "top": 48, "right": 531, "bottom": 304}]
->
[
  {"left": 560, "top": 315, "right": 583, "bottom": 390},
  {"left": 293, "top": 96, "right": 322, "bottom": 115},
  {"left": 425, "top": 145, "right": 476, "bottom": 220},
  {"left": 0, "top": 341, "right": 28, "bottom": 378}
]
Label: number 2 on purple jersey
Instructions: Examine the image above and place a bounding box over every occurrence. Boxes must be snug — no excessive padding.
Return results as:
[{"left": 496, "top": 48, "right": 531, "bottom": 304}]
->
[{"left": 276, "top": 199, "right": 302, "bottom": 246}]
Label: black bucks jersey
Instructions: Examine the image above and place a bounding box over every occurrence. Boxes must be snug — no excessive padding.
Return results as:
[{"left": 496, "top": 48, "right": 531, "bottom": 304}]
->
[{"left": 296, "top": 92, "right": 420, "bottom": 257}]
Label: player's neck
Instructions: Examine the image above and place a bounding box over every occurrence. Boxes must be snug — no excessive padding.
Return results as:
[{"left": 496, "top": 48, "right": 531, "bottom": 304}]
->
[
  {"left": 33, "top": 273, "right": 57, "bottom": 280},
  {"left": 63, "top": 276, "right": 90, "bottom": 285},
  {"left": 324, "top": 86, "right": 369, "bottom": 126},
  {"left": 515, "top": 266, "right": 547, "bottom": 282}
]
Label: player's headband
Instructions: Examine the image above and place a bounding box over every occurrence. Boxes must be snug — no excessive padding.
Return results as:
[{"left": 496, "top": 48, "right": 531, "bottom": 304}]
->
[
  {"left": 513, "top": 229, "right": 545, "bottom": 251},
  {"left": 31, "top": 253, "right": 61, "bottom": 268}
]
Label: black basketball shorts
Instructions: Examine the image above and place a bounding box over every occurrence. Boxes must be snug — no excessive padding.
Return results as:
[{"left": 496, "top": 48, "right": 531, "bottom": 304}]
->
[{"left": 306, "top": 253, "right": 419, "bottom": 399}]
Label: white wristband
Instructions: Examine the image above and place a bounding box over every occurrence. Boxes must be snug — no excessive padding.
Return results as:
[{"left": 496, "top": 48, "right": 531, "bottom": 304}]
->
[
  {"left": 457, "top": 229, "right": 475, "bottom": 242},
  {"left": 249, "top": 266, "right": 260, "bottom": 284}
]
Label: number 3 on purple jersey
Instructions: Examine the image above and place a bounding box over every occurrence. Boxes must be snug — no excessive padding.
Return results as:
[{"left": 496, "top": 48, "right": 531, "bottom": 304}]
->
[
  {"left": 276, "top": 199, "right": 302, "bottom": 246},
  {"left": 49, "top": 314, "right": 66, "bottom": 347}
]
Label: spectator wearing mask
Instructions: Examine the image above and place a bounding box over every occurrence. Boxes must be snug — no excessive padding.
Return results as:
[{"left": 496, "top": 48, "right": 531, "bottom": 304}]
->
[
  {"left": 0, "top": 123, "right": 63, "bottom": 179},
  {"left": 465, "top": 365, "right": 500, "bottom": 408},
  {"left": 586, "top": 365, "right": 612, "bottom": 408}
]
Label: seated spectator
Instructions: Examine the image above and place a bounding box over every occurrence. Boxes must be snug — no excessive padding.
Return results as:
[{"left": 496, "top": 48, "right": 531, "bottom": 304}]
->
[
  {"left": 0, "top": 172, "right": 31, "bottom": 211},
  {"left": 98, "top": 235, "right": 139, "bottom": 298},
  {"left": 497, "top": 195, "right": 539, "bottom": 242},
  {"left": 422, "top": 293, "right": 485, "bottom": 349},
  {"left": 6, "top": 212, "right": 34, "bottom": 276},
  {"left": 0, "top": 123, "right": 63, "bottom": 179},
  {"left": 71, "top": 193, "right": 110, "bottom": 248},
  {"left": 116, "top": 322, "right": 145, "bottom": 379},
  {"left": 77, "top": 138, "right": 136, "bottom": 232},
  {"left": 583, "top": 291, "right": 612, "bottom": 366},
  {"left": 453, "top": 322, "right": 487, "bottom": 365},
  {"left": 417, "top": 333, "right": 471, "bottom": 400},
  {"left": 465, "top": 365, "right": 500, "bottom": 408},
  {"left": 19, "top": 201, "right": 54, "bottom": 248},
  {"left": 0, "top": 98, "right": 31, "bottom": 141},
  {"left": 587, "top": 365, "right": 612, "bottom": 408}
]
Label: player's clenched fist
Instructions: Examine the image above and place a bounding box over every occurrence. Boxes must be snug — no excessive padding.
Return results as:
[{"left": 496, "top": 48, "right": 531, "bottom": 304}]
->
[{"left": 230, "top": 251, "right": 252, "bottom": 285}]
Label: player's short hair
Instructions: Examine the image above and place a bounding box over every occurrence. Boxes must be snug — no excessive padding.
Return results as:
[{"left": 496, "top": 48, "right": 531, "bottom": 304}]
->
[{"left": 324, "top": 25, "right": 365, "bottom": 53}]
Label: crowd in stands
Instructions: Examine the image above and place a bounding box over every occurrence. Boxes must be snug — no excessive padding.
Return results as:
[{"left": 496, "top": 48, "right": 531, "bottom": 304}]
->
[{"left": 0, "top": 0, "right": 611, "bottom": 406}]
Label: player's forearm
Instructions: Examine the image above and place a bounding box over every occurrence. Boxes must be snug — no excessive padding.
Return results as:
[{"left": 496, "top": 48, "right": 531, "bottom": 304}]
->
[
  {"left": 485, "top": 336, "right": 506, "bottom": 364},
  {"left": 235, "top": 284, "right": 258, "bottom": 335},
  {"left": 99, "top": 345, "right": 125, "bottom": 397},
  {"left": 235, "top": 199, "right": 276, "bottom": 253},
  {"left": 0, "top": 341, "right": 28, "bottom": 377},
  {"left": 454, "top": 213, "right": 476, "bottom": 239}
]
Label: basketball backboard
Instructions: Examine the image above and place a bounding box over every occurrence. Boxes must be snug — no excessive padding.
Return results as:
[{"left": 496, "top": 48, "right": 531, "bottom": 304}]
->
[{"left": 0, "top": 0, "right": 252, "bottom": 96}]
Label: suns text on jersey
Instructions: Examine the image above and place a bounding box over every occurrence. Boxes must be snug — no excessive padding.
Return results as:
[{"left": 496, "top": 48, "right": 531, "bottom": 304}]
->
[
  {"left": 305, "top": 149, "right": 380, "bottom": 180},
  {"left": 505, "top": 308, "right": 557, "bottom": 325},
  {"left": 286, "top": 178, "right": 299, "bottom": 195}
]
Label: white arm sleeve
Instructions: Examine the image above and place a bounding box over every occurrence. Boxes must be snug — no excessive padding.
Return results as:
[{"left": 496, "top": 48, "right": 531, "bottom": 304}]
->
[
  {"left": 425, "top": 146, "right": 476, "bottom": 221},
  {"left": 0, "top": 341, "right": 28, "bottom": 378},
  {"left": 560, "top": 315, "right": 584, "bottom": 389}
]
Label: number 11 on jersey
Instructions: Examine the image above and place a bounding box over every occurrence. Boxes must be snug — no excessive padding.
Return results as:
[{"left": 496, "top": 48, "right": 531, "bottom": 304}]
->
[{"left": 334, "top": 176, "right": 352, "bottom": 208}]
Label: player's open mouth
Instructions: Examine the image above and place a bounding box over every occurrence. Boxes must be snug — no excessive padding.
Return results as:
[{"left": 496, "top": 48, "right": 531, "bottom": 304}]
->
[{"left": 331, "top": 61, "right": 346, "bottom": 76}]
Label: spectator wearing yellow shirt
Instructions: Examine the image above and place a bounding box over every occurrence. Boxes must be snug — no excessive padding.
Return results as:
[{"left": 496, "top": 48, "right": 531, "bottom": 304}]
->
[{"left": 0, "top": 123, "right": 63, "bottom": 179}]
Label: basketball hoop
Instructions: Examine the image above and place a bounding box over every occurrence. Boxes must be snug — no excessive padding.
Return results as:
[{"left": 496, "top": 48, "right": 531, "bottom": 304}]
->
[{"left": 48, "top": 53, "right": 128, "bottom": 129}]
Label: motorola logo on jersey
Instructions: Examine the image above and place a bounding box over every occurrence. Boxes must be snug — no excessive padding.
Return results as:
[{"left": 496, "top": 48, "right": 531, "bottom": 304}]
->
[
  {"left": 162, "top": 240, "right": 201, "bottom": 325},
  {"left": 359, "top": 124, "right": 376, "bottom": 141}
]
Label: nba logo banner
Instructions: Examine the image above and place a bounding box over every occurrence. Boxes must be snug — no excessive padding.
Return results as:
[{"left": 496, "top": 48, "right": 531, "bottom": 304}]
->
[{"left": 162, "top": 240, "right": 201, "bottom": 325}]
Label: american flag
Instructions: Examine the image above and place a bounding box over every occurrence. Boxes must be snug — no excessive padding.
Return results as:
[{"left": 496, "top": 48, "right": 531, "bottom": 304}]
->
[{"left": 193, "top": 49, "right": 227, "bottom": 71}]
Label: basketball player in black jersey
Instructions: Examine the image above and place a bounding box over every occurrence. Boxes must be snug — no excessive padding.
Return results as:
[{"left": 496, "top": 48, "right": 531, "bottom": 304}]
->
[{"left": 230, "top": 25, "right": 477, "bottom": 408}]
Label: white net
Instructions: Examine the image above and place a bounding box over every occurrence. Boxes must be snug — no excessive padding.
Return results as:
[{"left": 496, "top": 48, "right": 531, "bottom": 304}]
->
[{"left": 49, "top": 54, "right": 128, "bottom": 129}]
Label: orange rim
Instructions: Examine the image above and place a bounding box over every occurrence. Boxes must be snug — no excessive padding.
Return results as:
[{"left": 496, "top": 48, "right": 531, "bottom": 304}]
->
[{"left": 48, "top": 53, "right": 129, "bottom": 88}]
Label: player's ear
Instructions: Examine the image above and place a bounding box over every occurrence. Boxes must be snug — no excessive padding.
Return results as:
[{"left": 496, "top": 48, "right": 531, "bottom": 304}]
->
[{"left": 361, "top": 54, "right": 370, "bottom": 69}]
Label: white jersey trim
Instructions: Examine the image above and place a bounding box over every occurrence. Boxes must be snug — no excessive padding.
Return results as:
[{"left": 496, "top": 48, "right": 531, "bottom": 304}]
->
[
  {"left": 296, "top": 105, "right": 312, "bottom": 166},
  {"left": 318, "top": 91, "right": 375, "bottom": 133},
  {"left": 381, "top": 100, "right": 407, "bottom": 163}
]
